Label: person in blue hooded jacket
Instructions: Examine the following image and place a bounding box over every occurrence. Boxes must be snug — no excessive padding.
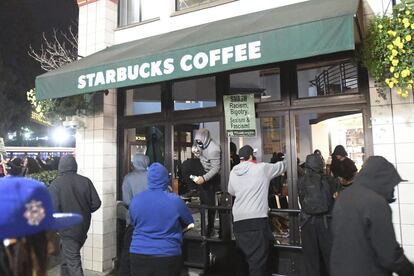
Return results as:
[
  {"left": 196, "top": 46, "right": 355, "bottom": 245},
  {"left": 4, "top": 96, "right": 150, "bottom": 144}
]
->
[{"left": 129, "top": 162, "right": 194, "bottom": 276}]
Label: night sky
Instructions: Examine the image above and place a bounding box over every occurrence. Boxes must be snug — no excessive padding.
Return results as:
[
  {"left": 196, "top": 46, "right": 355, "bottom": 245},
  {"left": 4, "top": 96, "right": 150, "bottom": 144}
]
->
[
  {"left": 0, "top": 0, "right": 78, "bottom": 143},
  {"left": 0, "top": 0, "right": 78, "bottom": 94}
]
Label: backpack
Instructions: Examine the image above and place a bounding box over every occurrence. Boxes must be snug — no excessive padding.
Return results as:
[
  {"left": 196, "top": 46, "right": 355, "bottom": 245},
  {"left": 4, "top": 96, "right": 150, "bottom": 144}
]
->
[{"left": 299, "top": 171, "right": 335, "bottom": 215}]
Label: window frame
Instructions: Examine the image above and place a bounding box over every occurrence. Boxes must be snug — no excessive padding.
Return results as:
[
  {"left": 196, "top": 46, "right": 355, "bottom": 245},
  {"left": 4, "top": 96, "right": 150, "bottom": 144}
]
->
[
  {"left": 118, "top": 0, "right": 160, "bottom": 28},
  {"left": 173, "top": 0, "right": 236, "bottom": 15}
]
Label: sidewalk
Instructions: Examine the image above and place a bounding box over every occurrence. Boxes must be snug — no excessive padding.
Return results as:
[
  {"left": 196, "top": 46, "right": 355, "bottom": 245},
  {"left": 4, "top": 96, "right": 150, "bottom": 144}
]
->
[{"left": 48, "top": 266, "right": 116, "bottom": 276}]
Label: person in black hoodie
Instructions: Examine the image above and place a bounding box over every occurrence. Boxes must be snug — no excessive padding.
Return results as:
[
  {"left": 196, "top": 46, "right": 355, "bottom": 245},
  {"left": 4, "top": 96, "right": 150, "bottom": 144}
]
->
[
  {"left": 298, "top": 153, "right": 338, "bottom": 276},
  {"left": 330, "top": 145, "right": 357, "bottom": 187},
  {"left": 331, "top": 156, "right": 414, "bottom": 276},
  {"left": 49, "top": 155, "right": 101, "bottom": 276}
]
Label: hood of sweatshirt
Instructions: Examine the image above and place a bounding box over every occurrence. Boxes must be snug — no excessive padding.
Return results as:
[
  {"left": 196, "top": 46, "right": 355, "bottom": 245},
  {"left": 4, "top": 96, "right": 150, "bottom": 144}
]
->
[
  {"left": 147, "top": 162, "right": 169, "bottom": 191},
  {"left": 132, "top": 154, "right": 149, "bottom": 171},
  {"left": 194, "top": 128, "right": 211, "bottom": 149},
  {"left": 58, "top": 155, "right": 77, "bottom": 174},
  {"left": 232, "top": 161, "right": 253, "bottom": 176},
  {"left": 354, "top": 156, "right": 405, "bottom": 202},
  {"left": 305, "top": 154, "right": 324, "bottom": 173}
]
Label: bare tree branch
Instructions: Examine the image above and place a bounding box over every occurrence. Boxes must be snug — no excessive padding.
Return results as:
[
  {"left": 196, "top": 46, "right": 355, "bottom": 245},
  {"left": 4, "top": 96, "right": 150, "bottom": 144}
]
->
[{"left": 28, "top": 24, "right": 78, "bottom": 72}]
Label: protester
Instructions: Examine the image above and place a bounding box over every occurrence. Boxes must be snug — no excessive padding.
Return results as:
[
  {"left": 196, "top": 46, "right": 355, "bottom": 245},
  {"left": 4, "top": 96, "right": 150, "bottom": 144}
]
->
[
  {"left": 330, "top": 145, "right": 357, "bottom": 188},
  {"left": 228, "top": 145, "right": 286, "bottom": 276},
  {"left": 48, "top": 155, "right": 101, "bottom": 276},
  {"left": 298, "top": 153, "right": 338, "bottom": 276},
  {"left": 129, "top": 163, "right": 194, "bottom": 276},
  {"left": 230, "top": 142, "right": 240, "bottom": 170},
  {"left": 0, "top": 177, "right": 82, "bottom": 276},
  {"left": 23, "top": 156, "right": 42, "bottom": 176},
  {"left": 120, "top": 153, "right": 150, "bottom": 276},
  {"left": 4, "top": 157, "right": 24, "bottom": 176},
  {"left": 193, "top": 128, "right": 221, "bottom": 237},
  {"left": 331, "top": 156, "right": 414, "bottom": 276}
]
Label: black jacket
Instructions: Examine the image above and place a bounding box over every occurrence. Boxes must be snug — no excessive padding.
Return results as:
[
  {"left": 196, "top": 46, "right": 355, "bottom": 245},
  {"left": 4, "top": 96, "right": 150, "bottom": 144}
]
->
[
  {"left": 49, "top": 156, "right": 101, "bottom": 242},
  {"left": 331, "top": 156, "right": 414, "bottom": 276}
]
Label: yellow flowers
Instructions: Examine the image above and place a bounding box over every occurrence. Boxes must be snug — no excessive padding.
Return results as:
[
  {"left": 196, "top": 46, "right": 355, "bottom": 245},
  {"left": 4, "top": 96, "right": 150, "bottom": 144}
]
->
[
  {"left": 385, "top": 78, "right": 394, "bottom": 88},
  {"left": 363, "top": 2, "right": 414, "bottom": 99},
  {"left": 402, "top": 18, "right": 411, "bottom": 28},
  {"left": 393, "top": 37, "right": 404, "bottom": 49},
  {"left": 401, "top": 69, "right": 411, "bottom": 78},
  {"left": 388, "top": 30, "right": 397, "bottom": 36}
]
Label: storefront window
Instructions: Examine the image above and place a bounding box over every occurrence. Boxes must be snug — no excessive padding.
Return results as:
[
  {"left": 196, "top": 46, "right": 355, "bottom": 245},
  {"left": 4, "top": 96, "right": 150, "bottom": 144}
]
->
[
  {"left": 125, "top": 125, "right": 165, "bottom": 167},
  {"left": 118, "top": 0, "right": 159, "bottom": 27},
  {"left": 172, "top": 76, "right": 216, "bottom": 111},
  {"left": 124, "top": 84, "right": 161, "bottom": 116},
  {"left": 297, "top": 60, "right": 359, "bottom": 98},
  {"left": 230, "top": 67, "right": 281, "bottom": 102},
  {"left": 176, "top": 0, "right": 222, "bottom": 11}
]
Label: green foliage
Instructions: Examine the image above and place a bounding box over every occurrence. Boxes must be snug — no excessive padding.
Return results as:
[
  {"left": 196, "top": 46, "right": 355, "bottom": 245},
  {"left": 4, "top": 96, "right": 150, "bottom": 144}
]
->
[
  {"left": 361, "top": 0, "right": 414, "bottom": 98},
  {"left": 27, "top": 88, "right": 91, "bottom": 124},
  {"left": 28, "top": 170, "right": 58, "bottom": 187}
]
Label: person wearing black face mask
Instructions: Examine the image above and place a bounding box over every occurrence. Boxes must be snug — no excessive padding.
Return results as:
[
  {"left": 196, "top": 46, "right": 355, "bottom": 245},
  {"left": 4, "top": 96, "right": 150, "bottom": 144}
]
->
[
  {"left": 192, "top": 128, "right": 221, "bottom": 237},
  {"left": 331, "top": 156, "right": 414, "bottom": 276}
]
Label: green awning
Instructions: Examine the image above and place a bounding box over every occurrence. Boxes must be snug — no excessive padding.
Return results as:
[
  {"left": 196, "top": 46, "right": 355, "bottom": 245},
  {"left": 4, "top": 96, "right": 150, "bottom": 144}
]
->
[{"left": 36, "top": 0, "right": 359, "bottom": 100}]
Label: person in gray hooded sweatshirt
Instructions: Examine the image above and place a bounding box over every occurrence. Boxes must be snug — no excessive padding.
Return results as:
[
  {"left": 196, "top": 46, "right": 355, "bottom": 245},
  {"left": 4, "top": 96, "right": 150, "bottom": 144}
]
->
[
  {"left": 228, "top": 145, "right": 286, "bottom": 276},
  {"left": 193, "top": 128, "right": 221, "bottom": 236},
  {"left": 120, "top": 153, "right": 150, "bottom": 276},
  {"left": 49, "top": 155, "right": 101, "bottom": 276},
  {"left": 331, "top": 156, "right": 414, "bottom": 276}
]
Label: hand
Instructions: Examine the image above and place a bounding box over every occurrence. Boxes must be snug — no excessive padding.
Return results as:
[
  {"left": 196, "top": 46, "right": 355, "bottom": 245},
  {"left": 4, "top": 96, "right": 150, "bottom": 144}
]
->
[{"left": 195, "top": 176, "right": 205, "bottom": 185}]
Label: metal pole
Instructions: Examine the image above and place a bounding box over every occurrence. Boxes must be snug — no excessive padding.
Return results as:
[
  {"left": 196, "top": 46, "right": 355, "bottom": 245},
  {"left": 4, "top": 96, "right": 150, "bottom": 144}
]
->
[{"left": 392, "top": 0, "right": 396, "bottom": 7}]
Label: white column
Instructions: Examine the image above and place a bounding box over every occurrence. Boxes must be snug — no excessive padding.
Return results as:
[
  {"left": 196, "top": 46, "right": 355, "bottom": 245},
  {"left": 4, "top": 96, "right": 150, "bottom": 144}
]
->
[
  {"left": 369, "top": 77, "right": 414, "bottom": 262},
  {"left": 76, "top": 0, "right": 118, "bottom": 272}
]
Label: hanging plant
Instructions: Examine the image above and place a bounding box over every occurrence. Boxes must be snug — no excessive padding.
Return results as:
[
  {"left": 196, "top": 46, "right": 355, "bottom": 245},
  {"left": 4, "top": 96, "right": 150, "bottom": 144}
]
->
[{"left": 361, "top": 0, "right": 414, "bottom": 98}]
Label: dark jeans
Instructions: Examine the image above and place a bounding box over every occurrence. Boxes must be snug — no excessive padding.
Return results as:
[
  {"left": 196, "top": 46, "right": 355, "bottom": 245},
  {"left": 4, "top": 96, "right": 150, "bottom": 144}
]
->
[
  {"left": 130, "top": 253, "right": 182, "bottom": 276},
  {"left": 301, "top": 216, "right": 332, "bottom": 276},
  {"left": 60, "top": 237, "right": 85, "bottom": 276},
  {"left": 234, "top": 219, "right": 273, "bottom": 276},
  {"left": 199, "top": 178, "right": 217, "bottom": 236},
  {"left": 120, "top": 225, "right": 134, "bottom": 276}
]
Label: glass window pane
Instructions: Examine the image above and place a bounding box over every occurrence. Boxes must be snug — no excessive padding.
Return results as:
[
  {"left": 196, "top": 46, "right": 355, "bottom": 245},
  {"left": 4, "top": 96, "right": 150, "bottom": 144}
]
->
[
  {"left": 176, "top": 0, "right": 221, "bottom": 11},
  {"left": 124, "top": 84, "right": 162, "bottom": 116},
  {"left": 141, "top": 0, "right": 160, "bottom": 21},
  {"left": 172, "top": 77, "right": 216, "bottom": 111},
  {"left": 118, "top": 0, "right": 128, "bottom": 27},
  {"left": 125, "top": 125, "right": 165, "bottom": 167},
  {"left": 297, "top": 60, "right": 359, "bottom": 98},
  {"left": 127, "top": 0, "right": 140, "bottom": 25},
  {"left": 230, "top": 68, "right": 281, "bottom": 102}
]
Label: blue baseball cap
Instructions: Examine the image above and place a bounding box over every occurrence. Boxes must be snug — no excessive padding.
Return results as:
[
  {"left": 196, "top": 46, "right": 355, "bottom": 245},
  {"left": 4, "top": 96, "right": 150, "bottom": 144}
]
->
[{"left": 0, "top": 177, "right": 83, "bottom": 240}]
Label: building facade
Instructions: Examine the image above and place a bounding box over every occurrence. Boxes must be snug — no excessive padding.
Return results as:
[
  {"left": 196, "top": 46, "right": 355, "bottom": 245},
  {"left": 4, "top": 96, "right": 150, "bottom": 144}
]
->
[{"left": 36, "top": 0, "right": 414, "bottom": 274}]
